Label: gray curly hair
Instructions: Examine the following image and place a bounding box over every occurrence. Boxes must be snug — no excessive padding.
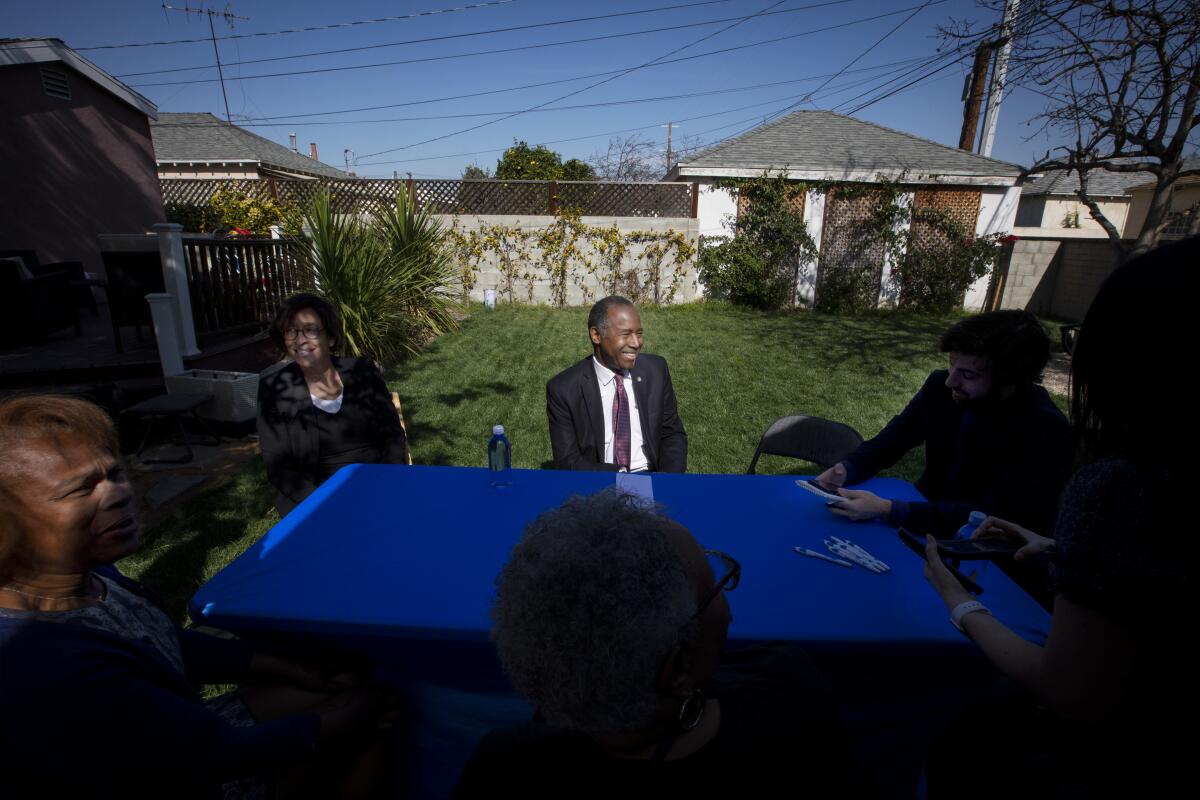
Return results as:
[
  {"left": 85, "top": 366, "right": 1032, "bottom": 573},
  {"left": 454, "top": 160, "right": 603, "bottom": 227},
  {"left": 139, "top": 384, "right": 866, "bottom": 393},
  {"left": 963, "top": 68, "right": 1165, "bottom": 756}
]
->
[{"left": 491, "top": 487, "right": 698, "bottom": 736}]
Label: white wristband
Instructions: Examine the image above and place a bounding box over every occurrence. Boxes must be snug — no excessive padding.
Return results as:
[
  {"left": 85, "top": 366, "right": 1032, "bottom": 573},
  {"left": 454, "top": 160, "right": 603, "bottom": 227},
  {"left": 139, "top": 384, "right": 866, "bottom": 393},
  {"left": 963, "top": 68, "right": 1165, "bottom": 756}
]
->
[{"left": 950, "top": 600, "right": 991, "bottom": 633}]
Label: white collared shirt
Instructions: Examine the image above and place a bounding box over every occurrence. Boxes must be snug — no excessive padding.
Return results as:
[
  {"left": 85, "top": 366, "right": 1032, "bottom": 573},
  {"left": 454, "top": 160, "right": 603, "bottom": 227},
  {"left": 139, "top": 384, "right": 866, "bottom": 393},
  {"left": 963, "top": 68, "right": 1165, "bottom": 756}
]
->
[{"left": 592, "top": 356, "right": 648, "bottom": 472}]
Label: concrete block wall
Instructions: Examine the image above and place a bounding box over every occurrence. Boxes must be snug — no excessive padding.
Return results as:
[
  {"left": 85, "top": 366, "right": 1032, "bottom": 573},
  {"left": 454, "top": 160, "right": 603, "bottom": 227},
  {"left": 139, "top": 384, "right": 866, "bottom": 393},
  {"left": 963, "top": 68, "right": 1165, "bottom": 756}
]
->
[{"left": 998, "top": 236, "right": 1123, "bottom": 319}]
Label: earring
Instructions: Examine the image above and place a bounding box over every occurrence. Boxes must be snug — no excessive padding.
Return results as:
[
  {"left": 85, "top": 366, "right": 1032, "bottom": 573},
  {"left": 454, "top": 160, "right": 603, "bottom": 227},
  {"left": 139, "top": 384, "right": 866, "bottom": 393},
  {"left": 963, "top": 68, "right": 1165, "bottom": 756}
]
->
[{"left": 678, "top": 689, "right": 706, "bottom": 730}]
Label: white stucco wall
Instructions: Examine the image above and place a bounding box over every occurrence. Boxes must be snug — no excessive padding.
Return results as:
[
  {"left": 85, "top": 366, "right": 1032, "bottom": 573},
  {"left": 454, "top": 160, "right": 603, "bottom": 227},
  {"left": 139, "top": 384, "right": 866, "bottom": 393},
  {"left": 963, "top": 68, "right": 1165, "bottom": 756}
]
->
[
  {"left": 963, "top": 185, "right": 1021, "bottom": 310},
  {"left": 696, "top": 180, "right": 738, "bottom": 239},
  {"left": 795, "top": 188, "right": 825, "bottom": 305},
  {"left": 877, "top": 191, "right": 914, "bottom": 306}
]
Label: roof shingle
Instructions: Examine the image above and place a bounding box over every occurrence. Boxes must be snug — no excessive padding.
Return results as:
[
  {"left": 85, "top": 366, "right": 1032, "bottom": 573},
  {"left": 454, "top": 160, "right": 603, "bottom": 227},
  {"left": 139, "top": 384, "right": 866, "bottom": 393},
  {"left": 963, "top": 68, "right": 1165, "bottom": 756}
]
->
[
  {"left": 675, "top": 110, "right": 1022, "bottom": 181},
  {"left": 151, "top": 112, "right": 349, "bottom": 178}
]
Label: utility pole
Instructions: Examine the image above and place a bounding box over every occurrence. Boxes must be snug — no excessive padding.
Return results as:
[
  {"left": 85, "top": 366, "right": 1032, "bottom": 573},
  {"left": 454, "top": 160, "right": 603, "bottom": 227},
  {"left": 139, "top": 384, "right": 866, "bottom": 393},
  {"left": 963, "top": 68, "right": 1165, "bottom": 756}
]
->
[
  {"left": 979, "top": 0, "right": 1020, "bottom": 158},
  {"left": 959, "top": 42, "right": 993, "bottom": 151},
  {"left": 161, "top": 4, "right": 247, "bottom": 123},
  {"left": 662, "top": 122, "right": 676, "bottom": 173}
]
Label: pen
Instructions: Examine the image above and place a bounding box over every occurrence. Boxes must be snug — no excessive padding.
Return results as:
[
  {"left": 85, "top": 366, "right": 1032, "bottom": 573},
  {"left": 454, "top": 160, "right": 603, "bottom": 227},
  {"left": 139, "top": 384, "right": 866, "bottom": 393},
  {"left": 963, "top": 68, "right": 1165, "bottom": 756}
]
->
[{"left": 794, "top": 547, "right": 854, "bottom": 568}]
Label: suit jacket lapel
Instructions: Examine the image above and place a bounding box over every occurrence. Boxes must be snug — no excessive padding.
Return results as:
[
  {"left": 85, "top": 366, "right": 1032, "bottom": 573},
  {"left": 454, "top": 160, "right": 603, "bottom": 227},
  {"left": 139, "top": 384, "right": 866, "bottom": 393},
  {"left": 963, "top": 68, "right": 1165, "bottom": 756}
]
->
[
  {"left": 631, "top": 364, "right": 653, "bottom": 465},
  {"left": 579, "top": 358, "right": 604, "bottom": 460}
]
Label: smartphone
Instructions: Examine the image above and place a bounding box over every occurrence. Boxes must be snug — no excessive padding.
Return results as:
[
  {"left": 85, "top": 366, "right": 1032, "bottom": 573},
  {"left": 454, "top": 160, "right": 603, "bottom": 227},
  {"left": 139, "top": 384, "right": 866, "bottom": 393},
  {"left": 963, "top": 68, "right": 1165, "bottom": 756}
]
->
[
  {"left": 932, "top": 537, "right": 1020, "bottom": 560},
  {"left": 897, "top": 528, "right": 984, "bottom": 595}
]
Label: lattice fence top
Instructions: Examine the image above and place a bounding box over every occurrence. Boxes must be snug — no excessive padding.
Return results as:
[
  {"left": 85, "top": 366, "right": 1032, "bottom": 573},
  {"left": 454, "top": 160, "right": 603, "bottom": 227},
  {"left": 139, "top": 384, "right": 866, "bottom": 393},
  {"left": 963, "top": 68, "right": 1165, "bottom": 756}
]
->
[{"left": 161, "top": 178, "right": 696, "bottom": 218}]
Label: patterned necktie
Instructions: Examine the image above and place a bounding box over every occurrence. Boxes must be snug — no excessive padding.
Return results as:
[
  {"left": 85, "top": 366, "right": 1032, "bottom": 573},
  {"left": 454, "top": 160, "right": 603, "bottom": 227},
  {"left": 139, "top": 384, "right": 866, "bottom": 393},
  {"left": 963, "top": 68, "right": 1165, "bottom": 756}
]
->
[{"left": 612, "top": 370, "right": 631, "bottom": 469}]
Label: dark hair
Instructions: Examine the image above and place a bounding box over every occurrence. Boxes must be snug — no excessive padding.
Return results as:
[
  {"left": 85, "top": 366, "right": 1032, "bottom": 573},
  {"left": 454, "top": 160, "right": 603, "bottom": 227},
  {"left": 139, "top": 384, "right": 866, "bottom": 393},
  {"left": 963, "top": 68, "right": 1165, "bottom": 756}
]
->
[
  {"left": 1071, "top": 235, "right": 1196, "bottom": 472},
  {"left": 269, "top": 293, "right": 343, "bottom": 355},
  {"left": 939, "top": 310, "right": 1051, "bottom": 387},
  {"left": 587, "top": 295, "right": 635, "bottom": 337}
]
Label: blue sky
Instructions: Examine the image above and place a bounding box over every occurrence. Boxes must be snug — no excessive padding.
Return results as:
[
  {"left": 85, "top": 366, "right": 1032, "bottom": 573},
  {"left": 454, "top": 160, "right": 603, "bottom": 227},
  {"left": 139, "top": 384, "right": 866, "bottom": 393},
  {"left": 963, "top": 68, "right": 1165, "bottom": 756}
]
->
[{"left": 3, "top": 0, "right": 1070, "bottom": 177}]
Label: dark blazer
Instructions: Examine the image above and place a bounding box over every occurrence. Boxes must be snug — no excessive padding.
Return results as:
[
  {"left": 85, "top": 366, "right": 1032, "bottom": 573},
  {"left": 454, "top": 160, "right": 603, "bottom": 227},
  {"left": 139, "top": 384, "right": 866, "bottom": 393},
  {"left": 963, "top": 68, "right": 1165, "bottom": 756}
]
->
[
  {"left": 841, "top": 369, "right": 1073, "bottom": 537},
  {"left": 257, "top": 355, "right": 407, "bottom": 515},
  {"left": 546, "top": 354, "right": 687, "bottom": 472}
]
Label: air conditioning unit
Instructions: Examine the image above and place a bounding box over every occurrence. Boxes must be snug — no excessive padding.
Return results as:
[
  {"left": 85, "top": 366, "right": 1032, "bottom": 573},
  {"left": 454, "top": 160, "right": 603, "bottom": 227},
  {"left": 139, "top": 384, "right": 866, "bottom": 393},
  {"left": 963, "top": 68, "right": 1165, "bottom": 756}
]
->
[{"left": 164, "top": 369, "right": 258, "bottom": 422}]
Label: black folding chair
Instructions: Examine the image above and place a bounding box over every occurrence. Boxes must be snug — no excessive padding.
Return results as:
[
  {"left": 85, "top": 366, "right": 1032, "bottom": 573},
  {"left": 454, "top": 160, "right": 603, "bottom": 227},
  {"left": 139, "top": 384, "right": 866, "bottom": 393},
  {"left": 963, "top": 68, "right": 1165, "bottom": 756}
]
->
[{"left": 746, "top": 414, "right": 864, "bottom": 474}]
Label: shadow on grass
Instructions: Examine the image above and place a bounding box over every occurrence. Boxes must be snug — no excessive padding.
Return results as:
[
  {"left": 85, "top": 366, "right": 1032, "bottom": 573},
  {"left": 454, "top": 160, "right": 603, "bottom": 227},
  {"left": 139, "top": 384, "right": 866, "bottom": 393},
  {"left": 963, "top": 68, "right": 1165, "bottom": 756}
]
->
[
  {"left": 737, "top": 308, "right": 955, "bottom": 367},
  {"left": 121, "top": 459, "right": 276, "bottom": 624},
  {"left": 435, "top": 381, "right": 514, "bottom": 407}
]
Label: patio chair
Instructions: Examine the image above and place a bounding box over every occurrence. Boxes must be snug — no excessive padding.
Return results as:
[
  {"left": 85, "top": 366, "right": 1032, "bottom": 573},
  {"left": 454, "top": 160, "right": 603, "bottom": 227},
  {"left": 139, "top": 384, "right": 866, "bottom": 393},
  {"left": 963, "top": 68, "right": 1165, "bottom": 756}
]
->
[
  {"left": 746, "top": 414, "right": 864, "bottom": 474},
  {"left": 99, "top": 249, "right": 165, "bottom": 353},
  {"left": 0, "top": 249, "right": 98, "bottom": 315},
  {"left": 0, "top": 257, "right": 81, "bottom": 345},
  {"left": 1060, "top": 322, "right": 1081, "bottom": 356}
]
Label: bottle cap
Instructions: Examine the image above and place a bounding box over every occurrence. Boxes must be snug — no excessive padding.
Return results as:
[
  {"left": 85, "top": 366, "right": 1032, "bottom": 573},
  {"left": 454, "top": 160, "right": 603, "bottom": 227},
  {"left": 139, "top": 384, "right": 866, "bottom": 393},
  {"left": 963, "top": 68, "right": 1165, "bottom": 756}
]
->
[{"left": 493, "top": 425, "right": 505, "bottom": 435}]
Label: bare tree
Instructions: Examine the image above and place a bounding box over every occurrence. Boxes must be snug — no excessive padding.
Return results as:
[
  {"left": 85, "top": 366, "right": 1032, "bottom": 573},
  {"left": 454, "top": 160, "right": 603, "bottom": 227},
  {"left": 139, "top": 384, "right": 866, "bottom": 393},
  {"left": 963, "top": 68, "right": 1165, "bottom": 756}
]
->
[
  {"left": 588, "top": 135, "right": 663, "bottom": 181},
  {"left": 588, "top": 133, "right": 713, "bottom": 181},
  {"left": 947, "top": 0, "right": 1200, "bottom": 257}
]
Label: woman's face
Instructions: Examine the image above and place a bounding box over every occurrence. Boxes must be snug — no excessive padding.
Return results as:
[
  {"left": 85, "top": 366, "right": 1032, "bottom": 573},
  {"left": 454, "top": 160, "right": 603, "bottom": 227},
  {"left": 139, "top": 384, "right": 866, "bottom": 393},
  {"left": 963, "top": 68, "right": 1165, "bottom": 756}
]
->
[
  {"left": 4, "top": 436, "right": 139, "bottom": 575},
  {"left": 285, "top": 308, "right": 336, "bottom": 371}
]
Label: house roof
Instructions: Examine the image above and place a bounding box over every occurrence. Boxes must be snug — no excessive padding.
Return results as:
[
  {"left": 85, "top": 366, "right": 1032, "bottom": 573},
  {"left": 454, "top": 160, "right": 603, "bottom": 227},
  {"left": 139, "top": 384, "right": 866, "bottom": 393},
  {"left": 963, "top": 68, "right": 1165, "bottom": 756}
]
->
[
  {"left": 1021, "top": 162, "right": 1151, "bottom": 197},
  {"left": 0, "top": 37, "right": 157, "bottom": 118},
  {"left": 151, "top": 112, "right": 350, "bottom": 179},
  {"left": 1126, "top": 157, "right": 1200, "bottom": 192},
  {"left": 670, "top": 110, "right": 1023, "bottom": 186}
]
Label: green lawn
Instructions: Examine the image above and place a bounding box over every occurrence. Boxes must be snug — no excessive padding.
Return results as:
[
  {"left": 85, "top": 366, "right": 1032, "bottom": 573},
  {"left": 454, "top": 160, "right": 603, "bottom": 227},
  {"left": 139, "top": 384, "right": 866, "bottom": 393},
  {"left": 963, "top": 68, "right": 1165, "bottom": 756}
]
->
[{"left": 121, "top": 302, "right": 1048, "bottom": 621}]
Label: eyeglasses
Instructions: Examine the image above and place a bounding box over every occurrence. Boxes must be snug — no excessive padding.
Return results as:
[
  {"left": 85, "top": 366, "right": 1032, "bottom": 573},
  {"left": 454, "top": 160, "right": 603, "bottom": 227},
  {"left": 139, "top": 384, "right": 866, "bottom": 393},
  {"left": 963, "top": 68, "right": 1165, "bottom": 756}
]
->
[
  {"left": 283, "top": 325, "right": 324, "bottom": 340},
  {"left": 692, "top": 549, "right": 740, "bottom": 621}
]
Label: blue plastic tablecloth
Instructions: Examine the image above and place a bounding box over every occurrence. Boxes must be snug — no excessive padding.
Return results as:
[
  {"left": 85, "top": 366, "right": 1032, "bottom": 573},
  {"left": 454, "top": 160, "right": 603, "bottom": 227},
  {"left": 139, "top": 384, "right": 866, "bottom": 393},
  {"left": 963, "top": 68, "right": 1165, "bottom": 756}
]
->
[
  {"left": 190, "top": 465, "right": 1050, "bottom": 798},
  {"left": 192, "top": 464, "right": 1048, "bottom": 647}
]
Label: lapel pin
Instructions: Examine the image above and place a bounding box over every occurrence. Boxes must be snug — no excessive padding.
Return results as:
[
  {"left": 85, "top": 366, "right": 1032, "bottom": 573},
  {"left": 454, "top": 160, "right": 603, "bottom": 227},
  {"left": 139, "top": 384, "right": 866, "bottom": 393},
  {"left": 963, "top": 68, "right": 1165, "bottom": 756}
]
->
[{"left": 636, "top": 376, "right": 642, "bottom": 382}]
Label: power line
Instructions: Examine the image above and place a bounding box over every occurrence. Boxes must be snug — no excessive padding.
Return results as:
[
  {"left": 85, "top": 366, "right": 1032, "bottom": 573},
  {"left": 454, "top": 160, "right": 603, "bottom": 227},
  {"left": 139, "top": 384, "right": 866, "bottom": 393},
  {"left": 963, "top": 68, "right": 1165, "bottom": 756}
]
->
[
  {"left": 0, "top": 1, "right": 521, "bottom": 52},
  {"left": 153, "top": 62, "right": 933, "bottom": 128},
  {"left": 744, "top": 0, "right": 942, "bottom": 134},
  {"left": 642, "top": 44, "right": 973, "bottom": 171},
  {"left": 126, "top": 1, "right": 859, "bottom": 87},
  {"left": 843, "top": 55, "right": 967, "bottom": 114},
  {"left": 116, "top": 0, "right": 744, "bottom": 77},
  {"left": 352, "top": 58, "right": 944, "bottom": 171},
  {"left": 357, "top": 0, "right": 792, "bottom": 160},
  {"left": 231, "top": 52, "right": 933, "bottom": 123}
]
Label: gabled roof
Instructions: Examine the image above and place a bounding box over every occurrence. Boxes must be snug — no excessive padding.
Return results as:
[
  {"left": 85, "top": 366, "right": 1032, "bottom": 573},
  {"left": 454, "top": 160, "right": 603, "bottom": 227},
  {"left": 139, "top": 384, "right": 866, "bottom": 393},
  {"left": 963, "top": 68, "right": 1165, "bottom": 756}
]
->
[
  {"left": 151, "top": 112, "right": 350, "bottom": 179},
  {"left": 670, "top": 110, "right": 1022, "bottom": 186},
  {"left": 0, "top": 37, "right": 157, "bottom": 118},
  {"left": 1021, "top": 161, "right": 1151, "bottom": 197}
]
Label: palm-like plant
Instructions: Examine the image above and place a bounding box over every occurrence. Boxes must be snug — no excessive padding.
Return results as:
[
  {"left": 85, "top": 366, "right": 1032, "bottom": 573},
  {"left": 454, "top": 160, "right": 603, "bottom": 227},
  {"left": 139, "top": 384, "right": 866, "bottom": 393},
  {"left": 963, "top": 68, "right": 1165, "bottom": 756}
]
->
[
  {"left": 295, "top": 190, "right": 459, "bottom": 365},
  {"left": 371, "top": 189, "right": 460, "bottom": 348}
]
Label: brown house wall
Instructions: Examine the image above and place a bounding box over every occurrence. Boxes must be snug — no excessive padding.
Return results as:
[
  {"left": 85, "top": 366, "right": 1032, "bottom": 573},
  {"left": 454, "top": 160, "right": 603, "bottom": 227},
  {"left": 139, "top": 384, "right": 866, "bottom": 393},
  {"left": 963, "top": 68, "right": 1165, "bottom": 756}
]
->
[{"left": 0, "top": 62, "right": 165, "bottom": 276}]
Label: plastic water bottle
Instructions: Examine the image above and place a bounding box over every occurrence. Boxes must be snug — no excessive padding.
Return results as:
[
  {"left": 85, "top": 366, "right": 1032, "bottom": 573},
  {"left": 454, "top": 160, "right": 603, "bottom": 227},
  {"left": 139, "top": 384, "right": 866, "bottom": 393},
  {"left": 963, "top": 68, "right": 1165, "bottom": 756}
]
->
[
  {"left": 956, "top": 510, "right": 989, "bottom": 579},
  {"left": 488, "top": 425, "right": 512, "bottom": 487},
  {"left": 956, "top": 510, "right": 988, "bottom": 540}
]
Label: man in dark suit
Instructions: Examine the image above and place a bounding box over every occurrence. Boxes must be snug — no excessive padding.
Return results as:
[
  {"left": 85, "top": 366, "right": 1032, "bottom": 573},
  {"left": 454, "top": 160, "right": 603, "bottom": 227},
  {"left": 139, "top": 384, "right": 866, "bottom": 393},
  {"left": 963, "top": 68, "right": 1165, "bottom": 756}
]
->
[
  {"left": 546, "top": 296, "right": 687, "bottom": 472},
  {"left": 815, "top": 310, "right": 1073, "bottom": 538}
]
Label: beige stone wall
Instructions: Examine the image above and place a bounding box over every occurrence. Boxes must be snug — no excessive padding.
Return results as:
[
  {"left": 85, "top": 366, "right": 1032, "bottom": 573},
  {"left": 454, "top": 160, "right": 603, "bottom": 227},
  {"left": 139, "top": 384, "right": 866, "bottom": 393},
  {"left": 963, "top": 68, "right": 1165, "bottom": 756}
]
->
[{"left": 436, "top": 214, "right": 700, "bottom": 306}]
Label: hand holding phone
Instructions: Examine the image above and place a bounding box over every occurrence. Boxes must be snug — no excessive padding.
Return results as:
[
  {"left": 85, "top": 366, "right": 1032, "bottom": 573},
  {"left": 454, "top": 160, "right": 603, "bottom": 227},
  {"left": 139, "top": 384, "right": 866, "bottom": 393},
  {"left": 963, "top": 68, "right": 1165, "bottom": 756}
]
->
[{"left": 898, "top": 528, "right": 983, "bottom": 595}]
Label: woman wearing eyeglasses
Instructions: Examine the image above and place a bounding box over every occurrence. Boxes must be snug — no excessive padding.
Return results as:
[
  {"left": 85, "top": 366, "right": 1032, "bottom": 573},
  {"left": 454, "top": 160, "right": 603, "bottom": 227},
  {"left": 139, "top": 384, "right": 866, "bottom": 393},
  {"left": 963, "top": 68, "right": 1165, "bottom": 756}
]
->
[
  {"left": 453, "top": 488, "right": 855, "bottom": 797},
  {"left": 258, "top": 293, "right": 408, "bottom": 516}
]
